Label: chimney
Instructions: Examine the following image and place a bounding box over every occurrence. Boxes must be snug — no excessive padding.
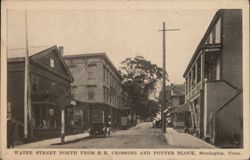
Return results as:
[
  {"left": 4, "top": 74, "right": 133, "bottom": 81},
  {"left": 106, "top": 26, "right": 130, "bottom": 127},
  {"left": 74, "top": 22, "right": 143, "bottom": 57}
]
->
[{"left": 58, "top": 46, "right": 64, "bottom": 55}]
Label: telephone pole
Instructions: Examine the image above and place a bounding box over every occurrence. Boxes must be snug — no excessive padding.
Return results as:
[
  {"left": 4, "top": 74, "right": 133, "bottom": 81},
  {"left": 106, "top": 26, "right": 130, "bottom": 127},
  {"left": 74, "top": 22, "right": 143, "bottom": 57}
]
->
[
  {"left": 24, "top": 10, "right": 32, "bottom": 139},
  {"left": 159, "top": 22, "right": 180, "bottom": 133}
]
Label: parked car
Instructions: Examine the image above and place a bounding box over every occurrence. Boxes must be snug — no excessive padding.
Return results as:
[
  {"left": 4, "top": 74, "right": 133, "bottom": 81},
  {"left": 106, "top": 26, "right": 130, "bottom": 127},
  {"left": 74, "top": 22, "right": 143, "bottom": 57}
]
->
[
  {"left": 89, "top": 107, "right": 107, "bottom": 138},
  {"left": 152, "top": 118, "right": 161, "bottom": 128}
]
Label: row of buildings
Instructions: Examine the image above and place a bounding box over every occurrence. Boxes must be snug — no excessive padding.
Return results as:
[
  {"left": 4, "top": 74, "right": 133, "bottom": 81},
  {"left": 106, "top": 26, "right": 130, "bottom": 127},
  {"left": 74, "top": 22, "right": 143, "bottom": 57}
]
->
[
  {"left": 7, "top": 46, "right": 130, "bottom": 142},
  {"left": 162, "top": 9, "right": 243, "bottom": 148}
]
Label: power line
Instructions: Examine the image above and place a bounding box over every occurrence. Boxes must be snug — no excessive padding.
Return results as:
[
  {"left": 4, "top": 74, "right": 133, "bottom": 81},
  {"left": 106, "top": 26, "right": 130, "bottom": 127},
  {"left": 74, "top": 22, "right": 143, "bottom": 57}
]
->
[{"left": 8, "top": 45, "right": 52, "bottom": 50}]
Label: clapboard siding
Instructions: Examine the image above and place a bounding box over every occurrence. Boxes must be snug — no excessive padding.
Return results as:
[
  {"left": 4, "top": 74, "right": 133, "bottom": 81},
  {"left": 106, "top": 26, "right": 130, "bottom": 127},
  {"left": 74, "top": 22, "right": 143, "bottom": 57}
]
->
[{"left": 222, "top": 10, "right": 242, "bottom": 88}]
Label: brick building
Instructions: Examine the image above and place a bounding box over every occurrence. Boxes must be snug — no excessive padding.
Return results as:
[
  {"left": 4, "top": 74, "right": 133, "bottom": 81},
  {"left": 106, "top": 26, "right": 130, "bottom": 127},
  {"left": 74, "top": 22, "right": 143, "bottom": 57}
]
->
[
  {"left": 183, "top": 9, "right": 243, "bottom": 147},
  {"left": 64, "top": 53, "right": 125, "bottom": 128}
]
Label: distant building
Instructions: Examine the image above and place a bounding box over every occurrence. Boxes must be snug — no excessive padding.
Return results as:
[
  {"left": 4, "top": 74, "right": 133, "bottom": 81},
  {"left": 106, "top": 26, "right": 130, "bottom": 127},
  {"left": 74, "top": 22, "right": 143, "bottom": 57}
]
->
[
  {"left": 159, "top": 84, "right": 185, "bottom": 127},
  {"left": 64, "top": 53, "right": 125, "bottom": 128},
  {"left": 183, "top": 9, "right": 242, "bottom": 147},
  {"left": 7, "top": 46, "right": 73, "bottom": 141}
]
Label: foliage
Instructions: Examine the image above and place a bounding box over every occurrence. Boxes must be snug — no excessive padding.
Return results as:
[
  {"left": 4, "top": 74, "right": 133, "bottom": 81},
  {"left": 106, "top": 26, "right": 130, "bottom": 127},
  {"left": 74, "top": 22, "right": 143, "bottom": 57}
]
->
[{"left": 120, "top": 56, "right": 168, "bottom": 120}]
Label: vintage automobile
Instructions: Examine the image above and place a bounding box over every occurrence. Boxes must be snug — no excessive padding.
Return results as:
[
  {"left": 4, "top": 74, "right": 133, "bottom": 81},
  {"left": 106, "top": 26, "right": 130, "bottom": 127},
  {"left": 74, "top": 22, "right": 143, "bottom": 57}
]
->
[
  {"left": 88, "top": 107, "right": 110, "bottom": 138},
  {"left": 89, "top": 123, "right": 107, "bottom": 138},
  {"left": 152, "top": 118, "right": 162, "bottom": 128}
]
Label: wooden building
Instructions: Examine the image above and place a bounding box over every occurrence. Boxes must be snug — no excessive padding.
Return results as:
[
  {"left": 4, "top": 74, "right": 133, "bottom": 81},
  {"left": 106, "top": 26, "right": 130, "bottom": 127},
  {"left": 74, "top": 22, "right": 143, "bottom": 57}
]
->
[
  {"left": 64, "top": 53, "right": 125, "bottom": 128},
  {"left": 183, "top": 9, "right": 242, "bottom": 147},
  {"left": 171, "top": 103, "right": 191, "bottom": 131},
  {"left": 7, "top": 46, "right": 73, "bottom": 142},
  {"left": 160, "top": 84, "right": 185, "bottom": 127}
]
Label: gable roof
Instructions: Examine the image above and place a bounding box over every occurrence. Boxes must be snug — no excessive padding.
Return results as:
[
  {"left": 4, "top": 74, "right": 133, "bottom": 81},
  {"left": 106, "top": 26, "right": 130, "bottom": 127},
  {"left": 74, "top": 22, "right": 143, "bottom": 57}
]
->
[
  {"left": 8, "top": 45, "right": 74, "bottom": 82},
  {"left": 172, "top": 84, "right": 185, "bottom": 96},
  {"left": 183, "top": 9, "right": 223, "bottom": 77}
]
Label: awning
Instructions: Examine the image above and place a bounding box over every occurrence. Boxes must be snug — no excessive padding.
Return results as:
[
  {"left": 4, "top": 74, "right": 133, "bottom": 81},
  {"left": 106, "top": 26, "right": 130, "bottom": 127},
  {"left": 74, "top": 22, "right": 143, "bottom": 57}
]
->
[
  {"left": 164, "top": 106, "right": 177, "bottom": 114},
  {"left": 171, "top": 103, "right": 190, "bottom": 114}
]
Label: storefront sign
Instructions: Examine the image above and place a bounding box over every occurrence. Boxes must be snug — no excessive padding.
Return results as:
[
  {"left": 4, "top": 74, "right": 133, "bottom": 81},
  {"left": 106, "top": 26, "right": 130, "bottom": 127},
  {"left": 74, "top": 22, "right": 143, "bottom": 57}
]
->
[{"left": 71, "top": 100, "right": 76, "bottom": 105}]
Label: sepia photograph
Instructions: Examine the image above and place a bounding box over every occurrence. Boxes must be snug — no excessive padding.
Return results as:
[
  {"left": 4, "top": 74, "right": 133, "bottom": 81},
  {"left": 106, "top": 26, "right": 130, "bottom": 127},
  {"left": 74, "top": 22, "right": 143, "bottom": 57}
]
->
[{"left": 1, "top": 0, "right": 249, "bottom": 160}]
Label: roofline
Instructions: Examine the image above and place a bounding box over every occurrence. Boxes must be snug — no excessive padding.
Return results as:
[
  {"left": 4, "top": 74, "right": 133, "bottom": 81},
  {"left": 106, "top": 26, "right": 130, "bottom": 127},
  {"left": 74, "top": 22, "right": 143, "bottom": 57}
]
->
[
  {"left": 8, "top": 45, "right": 74, "bottom": 82},
  {"left": 7, "top": 45, "right": 57, "bottom": 62},
  {"left": 64, "top": 52, "right": 122, "bottom": 80},
  {"left": 183, "top": 9, "right": 223, "bottom": 77}
]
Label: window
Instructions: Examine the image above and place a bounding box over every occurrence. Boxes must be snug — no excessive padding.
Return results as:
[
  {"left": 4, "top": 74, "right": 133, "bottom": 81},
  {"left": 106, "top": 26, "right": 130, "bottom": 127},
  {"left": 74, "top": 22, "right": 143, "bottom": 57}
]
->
[
  {"left": 188, "top": 74, "right": 191, "bottom": 92},
  {"left": 212, "top": 28, "right": 216, "bottom": 43},
  {"left": 33, "top": 104, "right": 60, "bottom": 129},
  {"left": 215, "top": 18, "right": 221, "bottom": 43},
  {"left": 51, "top": 82, "right": 56, "bottom": 91},
  {"left": 179, "top": 96, "right": 185, "bottom": 105},
  {"left": 197, "top": 56, "right": 201, "bottom": 83},
  {"left": 88, "top": 86, "right": 95, "bottom": 100},
  {"left": 88, "top": 66, "right": 96, "bottom": 80},
  {"left": 105, "top": 68, "right": 108, "bottom": 83},
  {"left": 74, "top": 110, "right": 83, "bottom": 127},
  {"left": 31, "top": 74, "right": 38, "bottom": 91},
  {"left": 103, "top": 66, "right": 106, "bottom": 82},
  {"left": 50, "top": 58, "right": 55, "bottom": 68},
  {"left": 191, "top": 67, "right": 195, "bottom": 88}
]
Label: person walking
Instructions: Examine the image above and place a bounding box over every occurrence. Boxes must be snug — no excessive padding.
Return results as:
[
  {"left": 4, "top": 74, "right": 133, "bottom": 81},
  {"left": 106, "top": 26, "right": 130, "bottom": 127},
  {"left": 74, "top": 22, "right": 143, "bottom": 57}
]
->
[{"left": 107, "top": 115, "right": 111, "bottom": 136}]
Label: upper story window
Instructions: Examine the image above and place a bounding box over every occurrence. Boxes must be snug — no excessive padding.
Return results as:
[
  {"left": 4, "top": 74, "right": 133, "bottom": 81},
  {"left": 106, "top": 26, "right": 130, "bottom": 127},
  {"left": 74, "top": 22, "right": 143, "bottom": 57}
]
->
[
  {"left": 50, "top": 58, "right": 55, "bottom": 68},
  {"left": 88, "top": 65, "right": 96, "bottom": 80},
  {"left": 31, "top": 73, "right": 39, "bottom": 91},
  {"left": 205, "top": 17, "right": 221, "bottom": 45},
  {"left": 197, "top": 56, "right": 201, "bottom": 83},
  {"left": 103, "top": 66, "right": 106, "bottom": 82}
]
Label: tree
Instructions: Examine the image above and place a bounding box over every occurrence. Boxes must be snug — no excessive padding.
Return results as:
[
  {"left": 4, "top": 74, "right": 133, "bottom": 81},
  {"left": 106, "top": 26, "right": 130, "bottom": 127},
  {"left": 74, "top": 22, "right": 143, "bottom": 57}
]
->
[{"left": 120, "top": 56, "right": 168, "bottom": 121}]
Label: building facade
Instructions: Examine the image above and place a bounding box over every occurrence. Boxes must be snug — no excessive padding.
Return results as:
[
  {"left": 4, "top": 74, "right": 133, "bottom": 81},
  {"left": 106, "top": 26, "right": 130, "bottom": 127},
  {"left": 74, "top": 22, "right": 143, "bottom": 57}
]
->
[
  {"left": 7, "top": 46, "right": 73, "bottom": 141},
  {"left": 161, "top": 84, "right": 185, "bottom": 127},
  {"left": 64, "top": 53, "right": 125, "bottom": 128},
  {"left": 183, "top": 9, "right": 243, "bottom": 147}
]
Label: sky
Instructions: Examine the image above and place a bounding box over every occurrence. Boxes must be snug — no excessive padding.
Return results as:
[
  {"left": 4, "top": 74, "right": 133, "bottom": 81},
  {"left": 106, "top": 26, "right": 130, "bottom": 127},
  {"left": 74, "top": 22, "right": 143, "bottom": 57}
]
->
[{"left": 7, "top": 9, "right": 217, "bottom": 84}]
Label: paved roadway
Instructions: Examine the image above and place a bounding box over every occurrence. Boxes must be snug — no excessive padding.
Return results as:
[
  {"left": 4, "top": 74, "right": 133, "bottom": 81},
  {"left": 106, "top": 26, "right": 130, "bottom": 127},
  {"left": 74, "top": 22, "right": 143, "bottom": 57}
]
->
[{"left": 49, "top": 122, "right": 172, "bottom": 148}]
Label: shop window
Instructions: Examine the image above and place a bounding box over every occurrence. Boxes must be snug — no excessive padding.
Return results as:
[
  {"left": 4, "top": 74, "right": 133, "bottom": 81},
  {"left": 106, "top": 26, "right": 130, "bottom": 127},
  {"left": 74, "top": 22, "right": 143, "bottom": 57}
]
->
[
  {"left": 74, "top": 110, "right": 83, "bottom": 127},
  {"left": 33, "top": 105, "right": 60, "bottom": 129}
]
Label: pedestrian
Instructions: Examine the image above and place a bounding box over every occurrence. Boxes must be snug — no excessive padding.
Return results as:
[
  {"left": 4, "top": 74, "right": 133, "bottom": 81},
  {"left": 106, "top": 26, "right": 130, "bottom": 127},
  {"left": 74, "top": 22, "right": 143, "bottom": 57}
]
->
[
  {"left": 7, "top": 117, "right": 15, "bottom": 148},
  {"left": 107, "top": 121, "right": 111, "bottom": 135},
  {"left": 70, "top": 120, "right": 74, "bottom": 134}
]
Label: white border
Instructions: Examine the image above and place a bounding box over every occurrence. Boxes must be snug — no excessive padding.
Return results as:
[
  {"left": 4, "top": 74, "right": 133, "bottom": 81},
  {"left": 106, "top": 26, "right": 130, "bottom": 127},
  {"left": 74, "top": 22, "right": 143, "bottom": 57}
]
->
[{"left": 1, "top": 1, "right": 249, "bottom": 160}]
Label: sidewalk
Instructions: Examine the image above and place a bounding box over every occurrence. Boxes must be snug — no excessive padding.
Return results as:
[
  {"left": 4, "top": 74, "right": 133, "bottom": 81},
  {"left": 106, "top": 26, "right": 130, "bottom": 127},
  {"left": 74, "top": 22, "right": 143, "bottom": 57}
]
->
[
  {"left": 164, "top": 128, "right": 216, "bottom": 148},
  {"left": 15, "top": 132, "right": 89, "bottom": 148}
]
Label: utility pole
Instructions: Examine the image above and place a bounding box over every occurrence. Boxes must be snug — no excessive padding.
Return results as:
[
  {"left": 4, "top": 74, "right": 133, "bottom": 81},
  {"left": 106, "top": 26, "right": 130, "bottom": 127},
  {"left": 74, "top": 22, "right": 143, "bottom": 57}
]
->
[
  {"left": 159, "top": 22, "right": 180, "bottom": 133},
  {"left": 24, "top": 10, "right": 32, "bottom": 139}
]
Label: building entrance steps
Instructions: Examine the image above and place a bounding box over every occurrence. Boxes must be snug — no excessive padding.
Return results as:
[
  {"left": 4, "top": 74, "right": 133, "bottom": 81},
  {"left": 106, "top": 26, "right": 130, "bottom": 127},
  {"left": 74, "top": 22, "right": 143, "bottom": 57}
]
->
[
  {"left": 15, "top": 132, "right": 89, "bottom": 148},
  {"left": 164, "top": 128, "right": 216, "bottom": 148}
]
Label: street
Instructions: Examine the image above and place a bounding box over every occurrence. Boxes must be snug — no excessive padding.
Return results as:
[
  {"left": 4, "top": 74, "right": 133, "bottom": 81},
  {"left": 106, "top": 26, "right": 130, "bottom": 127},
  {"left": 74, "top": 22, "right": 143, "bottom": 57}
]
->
[
  {"left": 49, "top": 122, "right": 172, "bottom": 148},
  {"left": 15, "top": 122, "right": 216, "bottom": 149},
  {"left": 16, "top": 122, "right": 215, "bottom": 149}
]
